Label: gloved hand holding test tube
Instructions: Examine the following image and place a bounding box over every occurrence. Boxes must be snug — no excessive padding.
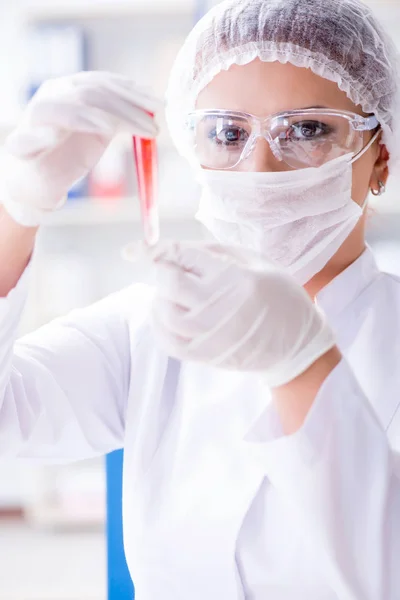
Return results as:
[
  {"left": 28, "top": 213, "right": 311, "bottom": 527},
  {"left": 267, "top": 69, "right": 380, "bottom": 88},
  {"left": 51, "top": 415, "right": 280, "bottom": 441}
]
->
[{"left": 132, "top": 111, "right": 160, "bottom": 247}]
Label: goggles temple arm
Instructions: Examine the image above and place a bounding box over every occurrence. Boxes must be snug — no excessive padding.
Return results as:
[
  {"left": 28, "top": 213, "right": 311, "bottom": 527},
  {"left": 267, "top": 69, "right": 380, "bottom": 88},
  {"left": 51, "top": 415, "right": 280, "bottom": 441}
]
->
[
  {"left": 365, "top": 115, "right": 380, "bottom": 130},
  {"left": 350, "top": 127, "right": 381, "bottom": 164},
  {"left": 352, "top": 115, "right": 379, "bottom": 131}
]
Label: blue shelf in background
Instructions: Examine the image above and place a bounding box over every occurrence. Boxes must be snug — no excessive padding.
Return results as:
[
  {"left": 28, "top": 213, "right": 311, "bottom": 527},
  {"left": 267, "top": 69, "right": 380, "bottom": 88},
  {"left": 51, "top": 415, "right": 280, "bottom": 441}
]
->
[{"left": 106, "top": 450, "right": 134, "bottom": 600}]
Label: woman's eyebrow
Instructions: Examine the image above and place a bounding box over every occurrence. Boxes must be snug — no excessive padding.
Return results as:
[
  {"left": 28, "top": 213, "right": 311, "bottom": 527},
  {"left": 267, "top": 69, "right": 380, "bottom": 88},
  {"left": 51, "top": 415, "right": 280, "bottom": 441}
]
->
[{"left": 297, "top": 105, "right": 328, "bottom": 110}]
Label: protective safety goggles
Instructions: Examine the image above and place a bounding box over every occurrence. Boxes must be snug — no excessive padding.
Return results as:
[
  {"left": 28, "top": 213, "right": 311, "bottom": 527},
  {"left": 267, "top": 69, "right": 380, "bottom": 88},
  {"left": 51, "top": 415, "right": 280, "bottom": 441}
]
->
[{"left": 184, "top": 108, "right": 380, "bottom": 170}]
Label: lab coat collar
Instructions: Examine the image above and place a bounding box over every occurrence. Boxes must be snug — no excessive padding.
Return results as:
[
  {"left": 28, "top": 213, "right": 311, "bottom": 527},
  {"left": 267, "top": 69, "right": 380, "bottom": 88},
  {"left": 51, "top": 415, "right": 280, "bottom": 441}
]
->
[{"left": 315, "top": 245, "right": 381, "bottom": 320}]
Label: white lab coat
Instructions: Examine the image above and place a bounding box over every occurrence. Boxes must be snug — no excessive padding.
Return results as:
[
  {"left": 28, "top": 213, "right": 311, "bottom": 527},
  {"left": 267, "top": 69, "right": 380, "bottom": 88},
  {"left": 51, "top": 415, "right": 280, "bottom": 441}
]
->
[{"left": 1, "top": 247, "right": 400, "bottom": 599}]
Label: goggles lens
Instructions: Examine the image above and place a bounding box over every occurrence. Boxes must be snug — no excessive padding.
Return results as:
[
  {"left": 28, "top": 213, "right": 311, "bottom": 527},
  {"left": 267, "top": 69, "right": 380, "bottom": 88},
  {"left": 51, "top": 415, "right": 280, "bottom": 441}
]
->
[{"left": 185, "top": 110, "right": 377, "bottom": 170}]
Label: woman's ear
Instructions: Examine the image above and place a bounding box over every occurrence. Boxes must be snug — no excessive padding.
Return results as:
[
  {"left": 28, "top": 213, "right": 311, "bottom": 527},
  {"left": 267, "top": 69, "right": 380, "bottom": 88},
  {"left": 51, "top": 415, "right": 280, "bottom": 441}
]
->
[{"left": 370, "top": 142, "right": 390, "bottom": 195}]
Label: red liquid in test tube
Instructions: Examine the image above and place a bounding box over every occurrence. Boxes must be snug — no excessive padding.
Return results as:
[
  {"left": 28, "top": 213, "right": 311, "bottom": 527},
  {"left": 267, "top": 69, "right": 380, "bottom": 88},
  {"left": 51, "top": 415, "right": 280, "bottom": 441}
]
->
[{"left": 132, "top": 113, "right": 159, "bottom": 247}]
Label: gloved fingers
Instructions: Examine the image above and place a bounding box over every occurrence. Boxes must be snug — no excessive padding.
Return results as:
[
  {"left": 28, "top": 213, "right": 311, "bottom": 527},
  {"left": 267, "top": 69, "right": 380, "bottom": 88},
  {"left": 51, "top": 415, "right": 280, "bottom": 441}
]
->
[
  {"left": 153, "top": 273, "right": 252, "bottom": 355},
  {"left": 150, "top": 240, "right": 255, "bottom": 314},
  {"left": 5, "top": 125, "right": 65, "bottom": 158},
  {"left": 155, "top": 261, "right": 244, "bottom": 331},
  {"left": 5, "top": 106, "right": 114, "bottom": 160},
  {"left": 69, "top": 71, "right": 164, "bottom": 115},
  {"left": 74, "top": 85, "right": 159, "bottom": 136},
  {"left": 6, "top": 124, "right": 107, "bottom": 162},
  {"left": 124, "top": 240, "right": 241, "bottom": 277},
  {"left": 152, "top": 297, "right": 205, "bottom": 339},
  {"left": 37, "top": 71, "right": 163, "bottom": 117},
  {"left": 149, "top": 240, "right": 234, "bottom": 282},
  {"left": 211, "top": 307, "right": 271, "bottom": 370},
  {"left": 186, "top": 287, "right": 252, "bottom": 355},
  {"left": 148, "top": 239, "right": 276, "bottom": 282},
  {"left": 183, "top": 308, "right": 260, "bottom": 368},
  {"left": 153, "top": 261, "right": 216, "bottom": 307},
  {"left": 34, "top": 100, "right": 116, "bottom": 133},
  {"left": 28, "top": 97, "right": 157, "bottom": 138},
  {"left": 23, "top": 75, "right": 159, "bottom": 136},
  {"left": 150, "top": 306, "right": 190, "bottom": 358},
  {"left": 122, "top": 238, "right": 242, "bottom": 313},
  {"left": 114, "top": 108, "right": 158, "bottom": 138},
  {"left": 6, "top": 128, "right": 109, "bottom": 166},
  {"left": 78, "top": 77, "right": 162, "bottom": 117},
  {"left": 186, "top": 278, "right": 246, "bottom": 327}
]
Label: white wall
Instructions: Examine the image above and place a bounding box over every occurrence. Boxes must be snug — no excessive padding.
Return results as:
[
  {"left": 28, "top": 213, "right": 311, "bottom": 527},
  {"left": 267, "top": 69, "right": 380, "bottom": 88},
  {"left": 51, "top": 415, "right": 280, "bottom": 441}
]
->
[{"left": 0, "top": 1, "right": 28, "bottom": 127}]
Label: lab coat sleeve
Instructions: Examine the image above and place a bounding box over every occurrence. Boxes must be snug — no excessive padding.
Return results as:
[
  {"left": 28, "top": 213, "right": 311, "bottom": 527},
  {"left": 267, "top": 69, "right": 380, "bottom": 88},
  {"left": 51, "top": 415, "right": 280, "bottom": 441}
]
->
[
  {"left": 253, "top": 359, "right": 400, "bottom": 600},
  {"left": 0, "top": 267, "right": 152, "bottom": 461}
]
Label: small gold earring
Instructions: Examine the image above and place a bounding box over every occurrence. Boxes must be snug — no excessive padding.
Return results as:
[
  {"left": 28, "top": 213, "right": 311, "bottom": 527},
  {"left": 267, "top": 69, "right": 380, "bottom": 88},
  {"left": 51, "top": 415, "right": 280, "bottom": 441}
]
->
[{"left": 371, "top": 180, "right": 386, "bottom": 197}]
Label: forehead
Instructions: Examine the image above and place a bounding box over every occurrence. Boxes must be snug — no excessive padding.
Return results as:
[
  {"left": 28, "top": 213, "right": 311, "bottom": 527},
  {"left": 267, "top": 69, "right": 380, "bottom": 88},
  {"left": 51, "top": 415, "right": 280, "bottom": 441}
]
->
[{"left": 196, "top": 59, "right": 361, "bottom": 117}]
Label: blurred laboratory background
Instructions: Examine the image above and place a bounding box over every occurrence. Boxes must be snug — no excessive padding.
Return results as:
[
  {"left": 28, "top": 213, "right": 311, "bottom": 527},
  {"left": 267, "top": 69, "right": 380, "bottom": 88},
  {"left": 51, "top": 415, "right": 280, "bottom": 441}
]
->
[{"left": 0, "top": 1, "right": 400, "bottom": 599}]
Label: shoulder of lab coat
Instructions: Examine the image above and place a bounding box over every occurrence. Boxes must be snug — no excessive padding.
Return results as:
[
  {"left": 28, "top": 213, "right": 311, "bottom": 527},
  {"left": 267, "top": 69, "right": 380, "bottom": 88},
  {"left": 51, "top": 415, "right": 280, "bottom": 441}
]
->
[
  {"left": 0, "top": 265, "right": 155, "bottom": 462},
  {"left": 244, "top": 265, "right": 400, "bottom": 599}
]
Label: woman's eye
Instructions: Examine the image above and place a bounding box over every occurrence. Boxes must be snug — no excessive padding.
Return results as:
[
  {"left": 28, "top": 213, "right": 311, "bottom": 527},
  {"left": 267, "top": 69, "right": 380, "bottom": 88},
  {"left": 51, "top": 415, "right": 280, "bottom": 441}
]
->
[
  {"left": 287, "top": 120, "right": 332, "bottom": 141},
  {"left": 208, "top": 126, "right": 249, "bottom": 146}
]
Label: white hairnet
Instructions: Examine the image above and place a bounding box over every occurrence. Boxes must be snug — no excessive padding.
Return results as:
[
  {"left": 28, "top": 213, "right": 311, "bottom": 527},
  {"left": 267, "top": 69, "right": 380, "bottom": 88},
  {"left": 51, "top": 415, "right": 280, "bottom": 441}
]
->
[{"left": 166, "top": 0, "right": 400, "bottom": 168}]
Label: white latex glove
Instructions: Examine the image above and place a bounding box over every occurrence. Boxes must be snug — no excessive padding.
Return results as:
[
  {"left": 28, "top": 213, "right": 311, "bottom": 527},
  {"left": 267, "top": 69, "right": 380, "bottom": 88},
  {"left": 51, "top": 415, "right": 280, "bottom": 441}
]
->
[
  {"left": 0, "top": 71, "right": 161, "bottom": 226},
  {"left": 130, "top": 240, "right": 336, "bottom": 387}
]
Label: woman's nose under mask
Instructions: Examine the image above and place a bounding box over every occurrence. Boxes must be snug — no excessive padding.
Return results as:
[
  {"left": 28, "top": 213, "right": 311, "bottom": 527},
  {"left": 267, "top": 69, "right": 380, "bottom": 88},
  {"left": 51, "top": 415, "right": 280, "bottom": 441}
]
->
[{"left": 195, "top": 154, "right": 366, "bottom": 286}]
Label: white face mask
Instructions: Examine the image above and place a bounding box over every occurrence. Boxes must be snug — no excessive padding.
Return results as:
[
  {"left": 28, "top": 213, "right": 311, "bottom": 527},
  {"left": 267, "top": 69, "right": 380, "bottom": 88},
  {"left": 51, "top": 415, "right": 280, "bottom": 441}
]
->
[{"left": 195, "top": 154, "right": 365, "bottom": 285}]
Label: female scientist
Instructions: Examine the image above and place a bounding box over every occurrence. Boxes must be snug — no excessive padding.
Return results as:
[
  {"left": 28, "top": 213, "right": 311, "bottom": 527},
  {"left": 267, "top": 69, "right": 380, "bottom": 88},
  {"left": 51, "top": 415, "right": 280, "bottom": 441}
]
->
[{"left": 1, "top": 0, "right": 400, "bottom": 598}]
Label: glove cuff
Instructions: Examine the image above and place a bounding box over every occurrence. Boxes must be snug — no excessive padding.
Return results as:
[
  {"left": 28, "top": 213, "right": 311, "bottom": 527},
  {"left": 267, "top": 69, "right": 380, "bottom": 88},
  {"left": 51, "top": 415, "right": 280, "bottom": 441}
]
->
[
  {"left": 1, "top": 189, "right": 47, "bottom": 227},
  {"left": 0, "top": 151, "right": 66, "bottom": 227},
  {"left": 262, "top": 322, "right": 336, "bottom": 388}
]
